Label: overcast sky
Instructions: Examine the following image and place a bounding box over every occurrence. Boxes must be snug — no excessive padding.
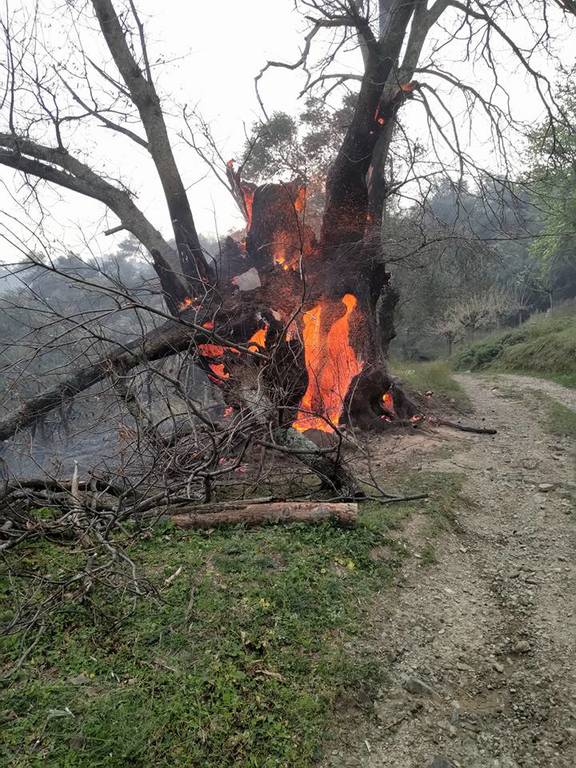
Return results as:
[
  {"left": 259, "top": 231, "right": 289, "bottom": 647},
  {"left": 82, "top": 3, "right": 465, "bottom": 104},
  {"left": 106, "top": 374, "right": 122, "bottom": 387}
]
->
[{"left": 0, "top": 0, "right": 573, "bottom": 266}]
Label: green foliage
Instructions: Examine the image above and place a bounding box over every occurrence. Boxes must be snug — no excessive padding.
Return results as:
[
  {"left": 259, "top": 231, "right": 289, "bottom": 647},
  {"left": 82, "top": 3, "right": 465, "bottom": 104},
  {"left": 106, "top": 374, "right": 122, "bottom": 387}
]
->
[
  {"left": 544, "top": 398, "right": 576, "bottom": 439},
  {"left": 454, "top": 305, "right": 576, "bottom": 386},
  {"left": 455, "top": 331, "right": 526, "bottom": 371},
  {"left": 530, "top": 170, "right": 576, "bottom": 265},
  {"left": 527, "top": 71, "right": 576, "bottom": 298},
  {"left": 388, "top": 177, "right": 548, "bottom": 359},
  {"left": 241, "top": 112, "right": 300, "bottom": 182},
  {"left": 240, "top": 95, "right": 356, "bottom": 185}
]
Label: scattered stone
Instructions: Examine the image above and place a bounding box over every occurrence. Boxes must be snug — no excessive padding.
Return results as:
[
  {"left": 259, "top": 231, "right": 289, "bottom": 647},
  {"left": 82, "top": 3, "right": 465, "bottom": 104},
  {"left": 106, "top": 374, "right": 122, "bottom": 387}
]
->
[
  {"left": 538, "top": 483, "right": 555, "bottom": 493},
  {"left": 493, "top": 661, "right": 505, "bottom": 673},
  {"left": 69, "top": 734, "right": 85, "bottom": 750},
  {"left": 511, "top": 640, "right": 531, "bottom": 654},
  {"left": 403, "top": 676, "right": 438, "bottom": 697},
  {"left": 450, "top": 702, "right": 461, "bottom": 725},
  {"left": 431, "top": 758, "right": 453, "bottom": 768},
  {"left": 68, "top": 673, "right": 90, "bottom": 686}
]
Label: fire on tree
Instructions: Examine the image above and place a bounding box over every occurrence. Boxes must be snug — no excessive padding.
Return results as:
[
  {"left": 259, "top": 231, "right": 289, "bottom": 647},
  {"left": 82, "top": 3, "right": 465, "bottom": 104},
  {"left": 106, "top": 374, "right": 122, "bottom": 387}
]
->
[{"left": 0, "top": 0, "right": 568, "bottom": 510}]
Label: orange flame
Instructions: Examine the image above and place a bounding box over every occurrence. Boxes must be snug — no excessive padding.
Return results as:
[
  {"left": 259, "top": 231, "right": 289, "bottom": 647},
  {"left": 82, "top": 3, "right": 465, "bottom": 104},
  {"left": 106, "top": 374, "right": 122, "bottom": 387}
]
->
[
  {"left": 270, "top": 186, "right": 314, "bottom": 270},
  {"left": 243, "top": 188, "right": 255, "bottom": 230},
  {"left": 294, "top": 185, "right": 306, "bottom": 213},
  {"left": 272, "top": 229, "right": 300, "bottom": 271},
  {"left": 198, "top": 321, "right": 233, "bottom": 380},
  {"left": 293, "top": 294, "right": 362, "bottom": 433},
  {"left": 248, "top": 323, "right": 268, "bottom": 352},
  {"left": 198, "top": 342, "right": 229, "bottom": 380},
  {"left": 382, "top": 391, "right": 395, "bottom": 413},
  {"left": 179, "top": 296, "right": 194, "bottom": 310}
]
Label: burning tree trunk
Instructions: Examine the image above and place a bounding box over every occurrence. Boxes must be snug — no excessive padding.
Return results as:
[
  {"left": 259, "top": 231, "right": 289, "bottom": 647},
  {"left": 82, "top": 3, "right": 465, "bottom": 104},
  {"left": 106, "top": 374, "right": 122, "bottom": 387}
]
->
[
  {"left": 0, "top": 0, "right": 425, "bottom": 446},
  {"left": 220, "top": 158, "right": 419, "bottom": 435},
  {"left": 7, "top": 0, "right": 527, "bottom": 452},
  {"left": 216, "top": 1, "right": 430, "bottom": 434}
]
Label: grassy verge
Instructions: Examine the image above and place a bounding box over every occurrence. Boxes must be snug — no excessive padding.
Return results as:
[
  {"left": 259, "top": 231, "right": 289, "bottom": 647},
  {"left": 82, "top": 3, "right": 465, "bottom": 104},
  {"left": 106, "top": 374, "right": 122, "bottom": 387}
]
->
[
  {"left": 392, "top": 360, "right": 471, "bottom": 410},
  {"left": 454, "top": 306, "right": 576, "bottom": 387},
  {"left": 0, "top": 474, "right": 462, "bottom": 768},
  {"left": 542, "top": 397, "right": 576, "bottom": 440}
]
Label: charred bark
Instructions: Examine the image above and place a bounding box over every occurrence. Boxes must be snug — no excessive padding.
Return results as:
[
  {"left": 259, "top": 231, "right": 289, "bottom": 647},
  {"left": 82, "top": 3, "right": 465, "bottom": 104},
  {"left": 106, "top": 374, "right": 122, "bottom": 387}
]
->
[{"left": 321, "top": 1, "right": 418, "bottom": 248}]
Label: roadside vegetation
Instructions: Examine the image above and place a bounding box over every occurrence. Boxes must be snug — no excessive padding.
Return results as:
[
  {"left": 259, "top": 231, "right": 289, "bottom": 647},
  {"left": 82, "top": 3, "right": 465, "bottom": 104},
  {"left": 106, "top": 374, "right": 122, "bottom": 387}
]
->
[
  {"left": 393, "top": 361, "right": 471, "bottom": 411},
  {"left": 543, "top": 397, "right": 576, "bottom": 439},
  {"left": 0, "top": 474, "right": 462, "bottom": 768},
  {"left": 454, "top": 306, "right": 576, "bottom": 388}
]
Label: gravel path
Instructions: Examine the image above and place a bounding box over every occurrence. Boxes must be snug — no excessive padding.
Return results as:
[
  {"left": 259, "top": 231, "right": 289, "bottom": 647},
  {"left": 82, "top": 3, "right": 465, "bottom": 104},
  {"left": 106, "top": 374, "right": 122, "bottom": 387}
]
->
[
  {"left": 323, "top": 374, "right": 576, "bottom": 768},
  {"left": 481, "top": 373, "right": 576, "bottom": 412}
]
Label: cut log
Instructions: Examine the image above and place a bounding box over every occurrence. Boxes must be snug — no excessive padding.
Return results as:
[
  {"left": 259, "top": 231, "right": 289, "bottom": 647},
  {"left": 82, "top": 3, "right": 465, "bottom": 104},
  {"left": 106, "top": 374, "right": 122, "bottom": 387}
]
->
[{"left": 170, "top": 501, "right": 358, "bottom": 529}]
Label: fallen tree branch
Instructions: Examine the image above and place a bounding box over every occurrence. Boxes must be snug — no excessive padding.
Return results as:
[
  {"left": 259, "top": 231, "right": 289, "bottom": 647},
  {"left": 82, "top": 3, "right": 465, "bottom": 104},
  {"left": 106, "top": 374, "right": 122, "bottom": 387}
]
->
[
  {"left": 431, "top": 417, "right": 497, "bottom": 435},
  {"left": 0, "top": 318, "right": 200, "bottom": 442}
]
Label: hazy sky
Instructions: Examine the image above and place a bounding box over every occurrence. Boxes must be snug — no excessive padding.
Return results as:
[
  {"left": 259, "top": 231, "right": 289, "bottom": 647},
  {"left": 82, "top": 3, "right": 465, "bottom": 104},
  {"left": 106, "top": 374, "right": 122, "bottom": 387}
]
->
[
  {"left": 0, "top": 0, "right": 573, "bottom": 265},
  {"left": 0, "top": 0, "right": 311, "bottom": 262}
]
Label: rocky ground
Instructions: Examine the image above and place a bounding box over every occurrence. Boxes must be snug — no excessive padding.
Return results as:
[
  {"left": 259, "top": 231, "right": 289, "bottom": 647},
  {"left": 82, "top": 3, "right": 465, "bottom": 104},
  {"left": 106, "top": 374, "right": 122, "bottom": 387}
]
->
[{"left": 323, "top": 373, "right": 576, "bottom": 768}]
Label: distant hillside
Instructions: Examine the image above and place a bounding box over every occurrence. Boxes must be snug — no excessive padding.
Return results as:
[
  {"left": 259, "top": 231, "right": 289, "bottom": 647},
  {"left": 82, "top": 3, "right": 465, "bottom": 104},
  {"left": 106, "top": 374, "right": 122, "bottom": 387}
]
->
[{"left": 454, "top": 304, "right": 576, "bottom": 388}]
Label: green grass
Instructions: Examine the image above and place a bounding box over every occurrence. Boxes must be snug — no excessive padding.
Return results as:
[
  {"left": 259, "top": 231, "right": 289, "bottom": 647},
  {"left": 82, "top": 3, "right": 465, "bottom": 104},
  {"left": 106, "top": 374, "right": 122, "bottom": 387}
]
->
[
  {"left": 543, "top": 397, "right": 576, "bottom": 439},
  {"left": 419, "top": 542, "right": 439, "bottom": 566},
  {"left": 454, "top": 306, "right": 576, "bottom": 387},
  {"left": 392, "top": 360, "right": 471, "bottom": 410},
  {"left": 0, "top": 474, "right": 463, "bottom": 768}
]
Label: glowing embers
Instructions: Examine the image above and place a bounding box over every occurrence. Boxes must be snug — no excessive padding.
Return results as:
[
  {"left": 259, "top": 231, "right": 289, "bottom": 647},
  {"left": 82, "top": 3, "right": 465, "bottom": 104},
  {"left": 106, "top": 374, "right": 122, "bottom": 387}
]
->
[
  {"left": 199, "top": 321, "right": 238, "bottom": 382},
  {"left": 243, "top": 187, "right": 255, "bottom": 230},
  {"left": 271, "top": 227, "right": 310, "bottom": 271},
  {"left": 179, "top": 296, "right": 195, "bottom": 311},
  {"left": 270, "top": 186, "right": 314, "bottom": 271},
  {"left": 199, "top": 341, "right": 229, "bottom": 381},
  {"left": 199, "top": 320, "right": 268, "bottom": 383},
  {"left": 247, "top": 322, "right": 268, "bottom": 352},
  {"left": 293, "top": 294, "right": 363, "bottom": 433},
  {"left": 381, "top": 390, "right": 395, "bottom": 420}
]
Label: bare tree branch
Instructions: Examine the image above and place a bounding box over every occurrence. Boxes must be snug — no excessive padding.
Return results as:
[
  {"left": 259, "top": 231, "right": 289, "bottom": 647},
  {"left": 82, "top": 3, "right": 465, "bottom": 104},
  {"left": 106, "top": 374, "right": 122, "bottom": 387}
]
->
[
  {"left": 0, "top": 133, "right": 188, "bottom": 310},
  {"left": 91, "top": 0, "right": 212, "bottom": 291}
]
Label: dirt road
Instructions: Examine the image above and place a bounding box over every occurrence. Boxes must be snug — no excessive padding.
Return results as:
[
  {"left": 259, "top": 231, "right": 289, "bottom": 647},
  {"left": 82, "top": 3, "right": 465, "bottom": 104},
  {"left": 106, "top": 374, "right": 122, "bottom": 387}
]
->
[{"left": 324, "top": 374, "right": 576, "bottom": 768}]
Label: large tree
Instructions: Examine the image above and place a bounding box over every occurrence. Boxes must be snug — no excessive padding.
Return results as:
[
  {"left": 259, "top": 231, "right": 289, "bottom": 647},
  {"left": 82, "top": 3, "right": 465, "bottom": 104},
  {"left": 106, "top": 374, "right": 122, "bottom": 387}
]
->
[{"left": 0, "top": 0, "right": 572, "bottom": 449}]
